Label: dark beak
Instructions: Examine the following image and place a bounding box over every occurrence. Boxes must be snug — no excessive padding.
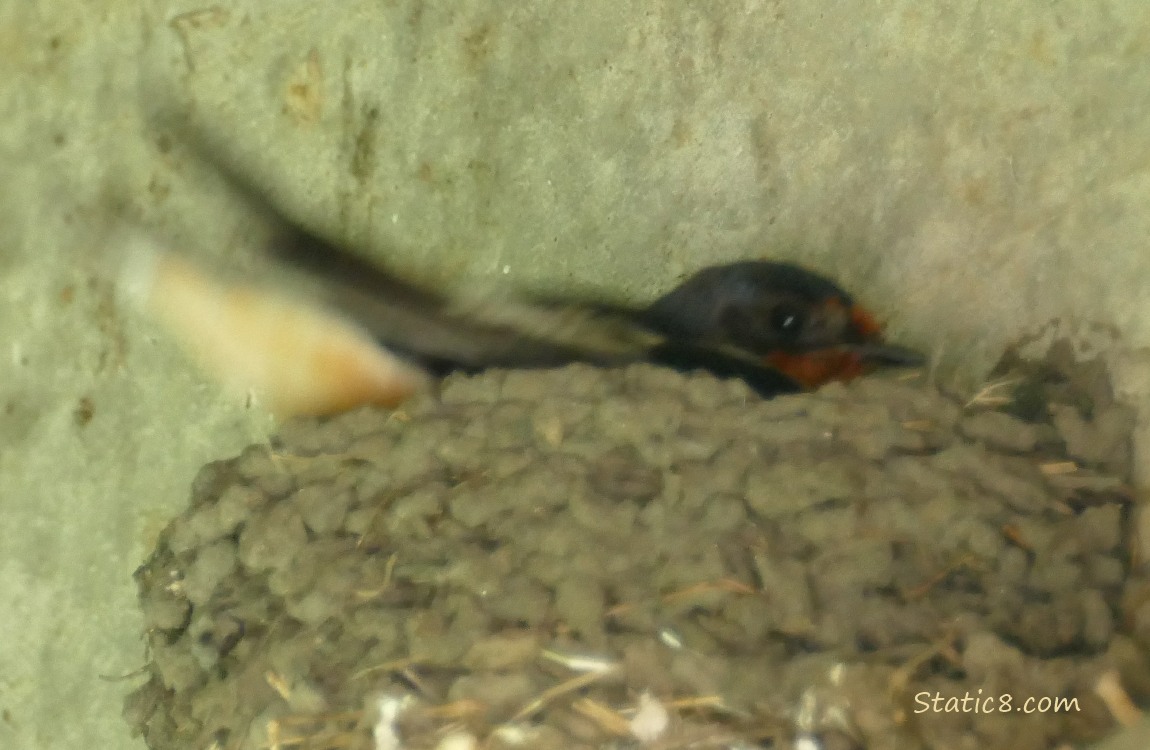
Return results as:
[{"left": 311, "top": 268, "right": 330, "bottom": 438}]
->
[{"left": 839, "top": 341, "right": 926, "bottom": 368}]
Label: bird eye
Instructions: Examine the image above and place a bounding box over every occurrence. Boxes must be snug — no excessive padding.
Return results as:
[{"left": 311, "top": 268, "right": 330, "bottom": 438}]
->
[{"left": 769, "top": 304, "right": 806, "bottom": 336}]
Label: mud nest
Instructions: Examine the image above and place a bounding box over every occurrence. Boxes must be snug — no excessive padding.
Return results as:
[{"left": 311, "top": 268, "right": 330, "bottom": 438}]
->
[{"left": 125, "top": 350, "right": 1150, "bottom": 750}]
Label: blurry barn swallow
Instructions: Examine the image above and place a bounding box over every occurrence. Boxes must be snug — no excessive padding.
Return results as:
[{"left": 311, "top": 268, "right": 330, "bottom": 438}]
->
[{"left": 120, "top": 130, "right": 923, "bottom": 417}]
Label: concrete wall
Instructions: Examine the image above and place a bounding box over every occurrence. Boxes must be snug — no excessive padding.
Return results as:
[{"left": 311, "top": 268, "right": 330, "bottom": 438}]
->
[{"left": 2, "top": 1, "right": 1148, "bottom": 747}]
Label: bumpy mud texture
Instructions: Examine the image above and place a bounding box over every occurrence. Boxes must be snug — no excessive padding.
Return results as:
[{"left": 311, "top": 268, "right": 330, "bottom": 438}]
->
[{"left": 125, "top": 353, "right": 1150, "bottom": 750}]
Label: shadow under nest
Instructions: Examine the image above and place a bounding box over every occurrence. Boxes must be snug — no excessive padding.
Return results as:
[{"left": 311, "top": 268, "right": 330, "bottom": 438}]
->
[{"left": 125, "top": 345, "right": 1147, "bottom": 750}]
